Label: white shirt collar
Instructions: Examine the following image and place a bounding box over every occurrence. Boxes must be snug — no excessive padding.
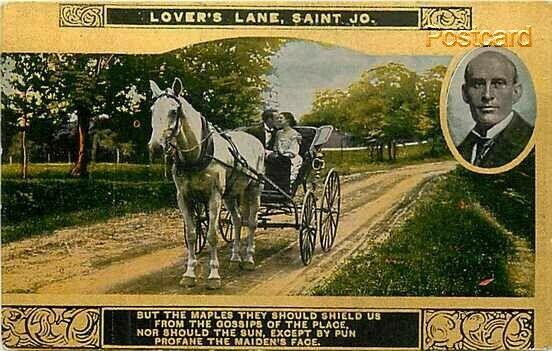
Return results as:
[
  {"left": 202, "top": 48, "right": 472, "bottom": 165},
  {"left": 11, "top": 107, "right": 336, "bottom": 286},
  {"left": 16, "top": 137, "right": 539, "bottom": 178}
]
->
[
  {"left": 468, "top": 112, "right": 514, "bottom": 164},
  {"left": 471, "top": 111, "right": 514, "bottom": 139}
]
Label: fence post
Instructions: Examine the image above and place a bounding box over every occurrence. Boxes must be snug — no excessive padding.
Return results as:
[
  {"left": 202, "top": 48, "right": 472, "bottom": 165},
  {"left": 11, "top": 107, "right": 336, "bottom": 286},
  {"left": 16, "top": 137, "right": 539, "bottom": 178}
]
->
[
  {"left": 9, "top": 156, "right": 13, "bottom": 165},
  {"left": 47, "top": 153, "right": 51, "bottom": 163},
  {"left": 68, "top": 152, "right": 71, "bottom": 164},
  {"left": 116, "top": 148, "right": 120, "bottom": 164}
]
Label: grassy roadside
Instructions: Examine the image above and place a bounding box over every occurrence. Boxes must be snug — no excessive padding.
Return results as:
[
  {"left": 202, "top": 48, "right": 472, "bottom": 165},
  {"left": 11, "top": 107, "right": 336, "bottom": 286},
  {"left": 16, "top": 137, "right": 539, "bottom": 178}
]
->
[
  {"left": 311, "top": 153, "right": 535, "bottom": 297},
  {"left": 1, "top": 163, "right": 166, "bottom": 181}
]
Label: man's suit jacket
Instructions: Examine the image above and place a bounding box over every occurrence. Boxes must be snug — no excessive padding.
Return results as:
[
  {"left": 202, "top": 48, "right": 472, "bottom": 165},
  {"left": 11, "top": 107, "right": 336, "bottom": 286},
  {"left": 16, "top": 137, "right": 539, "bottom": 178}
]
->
[{"left": 457, "top": 111, "right": 534, "bottom": 168}]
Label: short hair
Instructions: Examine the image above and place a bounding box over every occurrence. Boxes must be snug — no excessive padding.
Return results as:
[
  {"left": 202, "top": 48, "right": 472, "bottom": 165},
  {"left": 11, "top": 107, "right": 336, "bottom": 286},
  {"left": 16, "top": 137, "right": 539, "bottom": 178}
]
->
[
  {"left": 262, "top": 109, "right": 278, "bottom": 122},
  {"left": 280, "top": 112, "right": 297, "bottom": 127},
  {"left": 464, "top": 51, "right": 519, "bottom": 84}
]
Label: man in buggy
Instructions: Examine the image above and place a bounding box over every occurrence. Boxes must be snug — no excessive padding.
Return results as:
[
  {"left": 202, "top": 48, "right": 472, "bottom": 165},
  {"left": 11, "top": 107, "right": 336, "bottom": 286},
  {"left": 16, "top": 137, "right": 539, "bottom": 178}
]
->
[{"left": 246, "top": 110, "right": 303, "bottom": 194}]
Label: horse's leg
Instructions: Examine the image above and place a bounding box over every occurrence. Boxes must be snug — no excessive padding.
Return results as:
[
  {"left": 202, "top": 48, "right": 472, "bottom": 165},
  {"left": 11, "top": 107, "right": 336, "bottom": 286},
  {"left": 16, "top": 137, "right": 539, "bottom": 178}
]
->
[
  {"left": 242, "top": 183, "right": 260, "bottom": 270},
  {"left": 177, "top": 191, "right": 197, "bottom": 287},
  {"left": 225, "top": 198, "right": 242, "bottom": 263},
  {"left": 206, "top": 190, "right": 223, "bottom": 289}
]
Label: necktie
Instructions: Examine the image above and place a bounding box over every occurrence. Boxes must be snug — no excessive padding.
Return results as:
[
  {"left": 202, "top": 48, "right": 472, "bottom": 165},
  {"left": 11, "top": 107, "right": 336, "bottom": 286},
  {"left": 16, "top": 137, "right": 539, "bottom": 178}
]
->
[
  {"left": 267, "top": 129, "right": 277, "bottom": 150},
  {"left": 473, "top": 135, "right": 494, "bottom": 166}
]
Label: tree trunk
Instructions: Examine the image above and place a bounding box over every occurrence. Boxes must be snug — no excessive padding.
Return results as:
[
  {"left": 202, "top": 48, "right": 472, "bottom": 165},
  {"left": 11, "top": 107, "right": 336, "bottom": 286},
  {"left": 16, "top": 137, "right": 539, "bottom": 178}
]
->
[
  {"left": 91, "top": 133, "right": 98, "bottom": 163},
  {"left": 20, "top": 123, "right": 28, "bottom": 179},
  {"left": 387, "top": 141, "right": 392, "bottom": 161},
  {"left": 70, "top": 111, "right": 90, "bottom": 177},
  {"left": 393, "top": 141, "right": 397, "bottom": 160}
]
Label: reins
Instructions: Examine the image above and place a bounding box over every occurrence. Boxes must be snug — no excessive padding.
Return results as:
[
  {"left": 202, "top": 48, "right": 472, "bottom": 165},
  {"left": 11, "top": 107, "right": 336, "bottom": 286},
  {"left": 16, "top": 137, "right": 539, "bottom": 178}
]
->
[
  {"left": 167, "top": 129, "right": 214, "bottom": 154},
  {"left": 152, "top": 92, "right": 285, "bottom": 194}
]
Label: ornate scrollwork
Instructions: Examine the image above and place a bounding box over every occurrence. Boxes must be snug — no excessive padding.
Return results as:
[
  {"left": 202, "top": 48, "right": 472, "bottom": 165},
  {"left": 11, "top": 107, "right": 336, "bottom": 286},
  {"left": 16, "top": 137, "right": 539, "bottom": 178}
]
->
[
  {"left": 421, "top": 7, "right": 471, "bottom": 30},
  {"left": 423, "top": 310, "right": 533, "bottom": 350},
  {"left": 1, "top": 307, "right": 100, "bottom": 348},
  {"left": 60, "top": 5, "right": 104, "bottom": 27}
]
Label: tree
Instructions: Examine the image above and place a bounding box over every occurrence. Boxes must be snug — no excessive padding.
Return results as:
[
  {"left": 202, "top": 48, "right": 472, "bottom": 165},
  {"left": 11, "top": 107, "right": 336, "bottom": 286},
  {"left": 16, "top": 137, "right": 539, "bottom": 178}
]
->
[
  {"left": 303, "top": 63, "right": 443, "bottom": 161},
  {"left": 1, "top": 54, "right": 68, "bottom": 177},
  {"left": 50, "top": 54, "right": 118, "bottom": 176},
  {"left": 417, "top": 65, "right": 447, "bottom": 155},
  {"left": 151, "top": 38, "right": 284, "bottom": 128},
  {"left": 302, "top": 89, "right": 348, "bottom": 127}
]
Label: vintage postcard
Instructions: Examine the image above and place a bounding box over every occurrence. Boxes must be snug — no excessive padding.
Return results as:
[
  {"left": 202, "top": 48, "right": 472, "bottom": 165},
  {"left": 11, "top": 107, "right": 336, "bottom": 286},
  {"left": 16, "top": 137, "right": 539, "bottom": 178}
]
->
[{"left": 1, "top": 1, "right": 550, "bottom": 350}]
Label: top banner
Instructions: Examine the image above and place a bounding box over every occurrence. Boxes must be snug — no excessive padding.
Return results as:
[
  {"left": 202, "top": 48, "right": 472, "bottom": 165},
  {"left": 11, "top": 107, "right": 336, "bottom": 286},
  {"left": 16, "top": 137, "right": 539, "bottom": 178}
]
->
[{"left": 59, "top": 5, "right": 472, "bottom": 30}]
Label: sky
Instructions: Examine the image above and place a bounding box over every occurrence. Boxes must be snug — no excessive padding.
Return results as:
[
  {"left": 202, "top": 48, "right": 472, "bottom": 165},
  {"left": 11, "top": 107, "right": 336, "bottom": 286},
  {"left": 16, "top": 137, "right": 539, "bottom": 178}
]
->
[{"left": 268, "top": 40, "right": 451, "bottom": 119}]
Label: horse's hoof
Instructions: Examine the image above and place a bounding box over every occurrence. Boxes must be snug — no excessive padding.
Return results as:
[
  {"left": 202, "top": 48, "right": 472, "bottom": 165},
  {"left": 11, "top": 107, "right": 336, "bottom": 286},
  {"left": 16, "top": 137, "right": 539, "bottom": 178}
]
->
[
  {"left": 230, "top": 256, "right": 242, "bottom": 263},
  {"left": 206, "top": 278, "right": 222, "bottom": 290},
  {"left": 241, "top": 261, "right": 255, "bottom": 271},
  {"left": 180, "top": 276, "right": 196, "bottom": 287}
]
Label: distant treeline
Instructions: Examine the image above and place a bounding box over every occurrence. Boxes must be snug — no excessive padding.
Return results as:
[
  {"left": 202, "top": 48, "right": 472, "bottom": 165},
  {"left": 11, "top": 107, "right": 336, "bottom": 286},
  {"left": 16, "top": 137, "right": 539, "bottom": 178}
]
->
[{"left": 302, "top": 63, "right": 447, "bottom": 160}]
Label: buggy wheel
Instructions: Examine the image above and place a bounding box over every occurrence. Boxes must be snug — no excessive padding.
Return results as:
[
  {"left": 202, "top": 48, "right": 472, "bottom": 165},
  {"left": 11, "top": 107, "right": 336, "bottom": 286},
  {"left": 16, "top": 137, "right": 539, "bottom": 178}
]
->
[
  {"left": 218, "top": 207, "right": 234, "bottom": 243},
  {"left": 319, "top": 169, "right": 341, "bottom": 252},
  {"left": 299, "top": 191, "right": 317, "bottom": 265},
  {"left": 184, "top": 201, "right": 208, "bottom": 254}
]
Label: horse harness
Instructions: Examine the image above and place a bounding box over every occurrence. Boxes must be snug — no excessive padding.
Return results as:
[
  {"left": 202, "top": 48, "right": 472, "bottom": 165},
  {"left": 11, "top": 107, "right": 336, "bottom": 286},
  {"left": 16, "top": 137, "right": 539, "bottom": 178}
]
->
[
  {"left": 155, "top": 92, "right": 215, "bottom": 174},
  {"left": 155, "top": 91, "right": 257, "bottom": 188}
]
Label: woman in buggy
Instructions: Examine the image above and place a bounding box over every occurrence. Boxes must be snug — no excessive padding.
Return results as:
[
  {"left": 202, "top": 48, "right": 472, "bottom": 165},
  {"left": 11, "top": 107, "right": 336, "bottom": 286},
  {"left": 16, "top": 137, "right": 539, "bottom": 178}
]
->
[{"left": 265, "top": 112, "right": 303, "bottom": 193}]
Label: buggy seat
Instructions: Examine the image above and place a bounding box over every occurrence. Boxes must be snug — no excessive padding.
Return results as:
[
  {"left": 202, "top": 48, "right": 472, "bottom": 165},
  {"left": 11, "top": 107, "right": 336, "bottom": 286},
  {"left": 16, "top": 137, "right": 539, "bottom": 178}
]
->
[{"left": 262, "top": 125, "right": 334, "bottom": 202}]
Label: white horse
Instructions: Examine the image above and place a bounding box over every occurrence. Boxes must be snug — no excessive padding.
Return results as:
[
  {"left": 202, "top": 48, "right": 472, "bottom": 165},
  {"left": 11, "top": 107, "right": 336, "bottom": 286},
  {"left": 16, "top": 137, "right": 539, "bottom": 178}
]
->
[{"left": 148, "top": 78, "right": 264, "bottom": 289}]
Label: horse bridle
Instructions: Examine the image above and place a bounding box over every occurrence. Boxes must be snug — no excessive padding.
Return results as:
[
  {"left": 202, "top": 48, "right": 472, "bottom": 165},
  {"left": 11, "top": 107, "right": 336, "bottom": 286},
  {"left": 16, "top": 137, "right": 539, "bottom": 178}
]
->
[
  {"left": 152, "top": 91, "right": 215, "bottom": 172},
  {"left": 153, "top": 91, "right": 183, "bottom": 150}
]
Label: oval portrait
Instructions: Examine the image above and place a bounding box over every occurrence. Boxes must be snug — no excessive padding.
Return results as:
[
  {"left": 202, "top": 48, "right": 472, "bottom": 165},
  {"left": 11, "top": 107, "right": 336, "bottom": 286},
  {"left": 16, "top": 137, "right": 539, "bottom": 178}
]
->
[{"left": 443, "top": 47, "right": 536, "bottom": 173}]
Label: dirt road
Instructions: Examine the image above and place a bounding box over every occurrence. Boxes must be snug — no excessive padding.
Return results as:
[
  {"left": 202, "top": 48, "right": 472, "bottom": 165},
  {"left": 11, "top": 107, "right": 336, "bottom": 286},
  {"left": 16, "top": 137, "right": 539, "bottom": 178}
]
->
[{"left": 2, "top": 161, "right": 456, "bottom": 295}]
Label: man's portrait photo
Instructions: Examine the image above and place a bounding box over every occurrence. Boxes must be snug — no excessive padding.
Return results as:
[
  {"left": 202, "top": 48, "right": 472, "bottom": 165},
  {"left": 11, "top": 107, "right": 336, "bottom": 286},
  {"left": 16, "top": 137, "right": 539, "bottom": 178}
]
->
[{"left": 446, "top": 47, "right": 536, "bottom": 170}]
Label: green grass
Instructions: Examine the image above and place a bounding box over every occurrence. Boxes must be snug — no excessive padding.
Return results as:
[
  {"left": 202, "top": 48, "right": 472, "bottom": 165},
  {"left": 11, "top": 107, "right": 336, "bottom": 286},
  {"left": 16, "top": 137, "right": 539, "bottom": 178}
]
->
[
  {"left": 2, "top": 163, "right": 166, "bottom": 181},
  {"left": 323, "top": 143, "right": 451, "bottom": 175},
  {"left": 2, "top": 177, "right": 176, "bottom": 243},
  {"left": 311, "top": 153, "right": 534, "bottom": 297}
]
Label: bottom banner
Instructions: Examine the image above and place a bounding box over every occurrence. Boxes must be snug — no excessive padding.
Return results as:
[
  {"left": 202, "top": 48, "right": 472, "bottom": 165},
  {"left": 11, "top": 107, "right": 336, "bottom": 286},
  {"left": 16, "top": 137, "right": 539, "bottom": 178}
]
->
[{"left": 103, "top": 308, "right": 419, "bottom": 349}]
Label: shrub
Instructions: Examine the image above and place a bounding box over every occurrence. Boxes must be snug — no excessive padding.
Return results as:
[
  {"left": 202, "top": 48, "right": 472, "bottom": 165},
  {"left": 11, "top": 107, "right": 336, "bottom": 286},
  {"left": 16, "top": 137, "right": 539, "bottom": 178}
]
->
[{"left": 2, "top": 179, "right": 176, "bottom": 224}]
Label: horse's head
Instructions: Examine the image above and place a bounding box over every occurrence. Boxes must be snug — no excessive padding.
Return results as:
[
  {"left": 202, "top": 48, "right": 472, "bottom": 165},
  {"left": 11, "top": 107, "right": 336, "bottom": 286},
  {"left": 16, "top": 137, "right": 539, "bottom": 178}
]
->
[{"left": 148, "top": 78, "right": 185, "bottom": 152}]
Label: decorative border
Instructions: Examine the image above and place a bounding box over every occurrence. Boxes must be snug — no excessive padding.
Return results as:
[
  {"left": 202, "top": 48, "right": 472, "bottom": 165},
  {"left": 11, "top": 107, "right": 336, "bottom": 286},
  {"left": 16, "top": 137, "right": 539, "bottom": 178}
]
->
[
  {"left": 60, "top": 5, "right": 104, "bottom": 27},
  {"left": 423, "top": 309, "right": 534, "bottom": 350},
  {"left": 1, "top": 307, "right": 101, "bottom": 348},
  {"left": 420, "top": 7, "right": 472, "bottom": 30}
]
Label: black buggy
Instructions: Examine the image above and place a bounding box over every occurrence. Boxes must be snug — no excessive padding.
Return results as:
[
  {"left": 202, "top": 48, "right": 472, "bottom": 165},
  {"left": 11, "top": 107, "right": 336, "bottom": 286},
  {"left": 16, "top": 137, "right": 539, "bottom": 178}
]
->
[{"left": 185, "top": 125, "right": 341, "bottom": 266}]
